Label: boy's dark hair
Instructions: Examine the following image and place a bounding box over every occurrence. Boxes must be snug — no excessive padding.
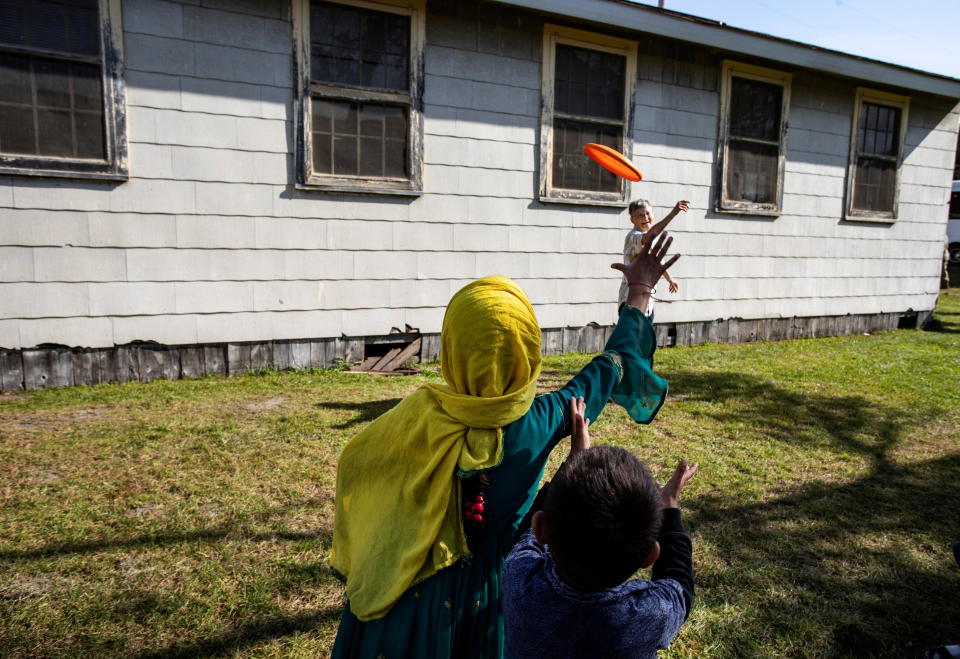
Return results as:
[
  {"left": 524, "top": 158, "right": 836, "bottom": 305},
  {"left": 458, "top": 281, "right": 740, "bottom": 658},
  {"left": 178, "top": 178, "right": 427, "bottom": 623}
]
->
[
  {"left": 543, "top": 445, "right": 663, "bottom": 590},
  {"left": 627, "top": 198, "right": 651, "bottom": 215}
]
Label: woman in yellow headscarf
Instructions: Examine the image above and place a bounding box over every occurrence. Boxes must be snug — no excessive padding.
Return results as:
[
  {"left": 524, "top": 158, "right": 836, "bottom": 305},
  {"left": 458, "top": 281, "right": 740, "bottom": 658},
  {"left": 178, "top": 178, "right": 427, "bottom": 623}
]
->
[{"left": 331, "top": 234, "right": 679, "bottom": 658}]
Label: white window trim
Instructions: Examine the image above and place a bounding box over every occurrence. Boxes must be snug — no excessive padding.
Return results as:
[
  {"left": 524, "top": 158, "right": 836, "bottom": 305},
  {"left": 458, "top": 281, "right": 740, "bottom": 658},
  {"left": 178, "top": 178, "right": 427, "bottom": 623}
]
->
[
  {"left": 539, "top": 24, "right": 637, "bottom": 207},
  {"left": 716, "top": 60, "right": 792, "bottom": 216},
  {"left": 844, "top": 87, "right": 910, "bottom": 223},
  {"left": 0, "top": 0, "right": 127, "bottom": 181},
  {"left": 292, "top": 0, "right": 425, "bottom": 195}
]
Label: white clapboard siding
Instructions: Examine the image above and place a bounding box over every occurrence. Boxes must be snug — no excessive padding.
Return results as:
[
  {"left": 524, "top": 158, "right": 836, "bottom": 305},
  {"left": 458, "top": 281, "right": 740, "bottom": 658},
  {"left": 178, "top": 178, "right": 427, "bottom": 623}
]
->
[{"left": 0, "top": 0, "right": 956, "bottom": 352}]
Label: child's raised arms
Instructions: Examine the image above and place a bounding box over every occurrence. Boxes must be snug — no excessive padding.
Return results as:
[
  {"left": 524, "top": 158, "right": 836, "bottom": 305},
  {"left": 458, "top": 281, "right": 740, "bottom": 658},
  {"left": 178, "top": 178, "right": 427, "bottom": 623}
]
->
[
  {"left": 568, "top": 396, "right": 591, "bottom": 456},
  {"left": 659, "top": 459, "right": 699, "bottom": 509},
  {"left": 642, "top": 200, "right": 689, "bottom": 246}
]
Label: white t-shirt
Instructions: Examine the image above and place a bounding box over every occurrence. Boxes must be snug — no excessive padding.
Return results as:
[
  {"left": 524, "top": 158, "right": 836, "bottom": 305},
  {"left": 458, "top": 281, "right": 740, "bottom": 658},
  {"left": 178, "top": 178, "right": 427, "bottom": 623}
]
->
[{"left": 618, "top": 228, "right": 654, "bottom": 316}]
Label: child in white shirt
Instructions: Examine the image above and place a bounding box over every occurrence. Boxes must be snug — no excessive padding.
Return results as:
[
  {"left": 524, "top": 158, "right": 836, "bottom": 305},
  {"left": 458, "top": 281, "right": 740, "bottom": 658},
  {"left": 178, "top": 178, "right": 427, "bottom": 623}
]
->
[{"left": 617, "top": 199, "right": 689, "bottom": 317}]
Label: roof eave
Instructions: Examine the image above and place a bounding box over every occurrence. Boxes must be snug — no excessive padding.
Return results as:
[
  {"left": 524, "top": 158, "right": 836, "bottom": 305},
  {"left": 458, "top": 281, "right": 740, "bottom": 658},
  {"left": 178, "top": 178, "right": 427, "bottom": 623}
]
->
[{"left": 491, "top": 0, "right": 960, "bottom": 98}]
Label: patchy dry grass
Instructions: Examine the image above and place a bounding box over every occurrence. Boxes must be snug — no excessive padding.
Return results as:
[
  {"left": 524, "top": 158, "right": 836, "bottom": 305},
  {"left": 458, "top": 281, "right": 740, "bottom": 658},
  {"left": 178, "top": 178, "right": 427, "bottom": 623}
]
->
[{"left": 2, "top": 291, "right": 959, "bottom": 658}]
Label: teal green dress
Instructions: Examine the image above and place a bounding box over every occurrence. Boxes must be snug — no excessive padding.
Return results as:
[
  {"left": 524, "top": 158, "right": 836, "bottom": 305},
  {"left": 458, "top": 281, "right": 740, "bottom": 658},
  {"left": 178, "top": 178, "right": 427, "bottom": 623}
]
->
[{"left": 332, "top": 307, "right": 667, "bottom": 658}]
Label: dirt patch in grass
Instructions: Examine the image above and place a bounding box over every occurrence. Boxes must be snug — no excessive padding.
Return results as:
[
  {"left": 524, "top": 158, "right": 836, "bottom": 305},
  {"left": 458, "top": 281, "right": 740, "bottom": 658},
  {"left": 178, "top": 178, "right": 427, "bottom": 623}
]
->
[
  {"left": 243, "top": 396, "right": 287, "bottom": 412},
  {"left": 0, "top": 575, "right": 54, "bottom": 600},
  {"left": 1, "top": 404, "right": 116, "bottom": 430}
]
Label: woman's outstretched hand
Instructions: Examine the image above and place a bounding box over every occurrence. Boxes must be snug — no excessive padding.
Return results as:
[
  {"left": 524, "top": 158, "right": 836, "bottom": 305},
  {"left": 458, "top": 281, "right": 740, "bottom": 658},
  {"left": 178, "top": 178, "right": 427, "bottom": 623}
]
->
[{"left": 611, "top": 232, "right": 680, "bottom": 310}]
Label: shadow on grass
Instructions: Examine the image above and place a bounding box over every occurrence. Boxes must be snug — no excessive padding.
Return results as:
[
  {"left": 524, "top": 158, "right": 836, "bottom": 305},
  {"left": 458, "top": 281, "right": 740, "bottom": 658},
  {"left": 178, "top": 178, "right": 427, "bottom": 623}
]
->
[
  {"left": 926, "top": 317, "right": 960, "bottom": 334},
  {"left": 688, "top": 451, "right": 960, "bottom": 657},
  {"left": 658, "top": 367, "right": 960, "bottom": 654},
  {"left": 0, "top": 526, "right": 332, "bottom": 560},
  {"left": 136, "top": 606, "right": 343, "bottom": 658},
  {"left": 665, "top": 370, "right": 905, "bottom": 469},
  {"left": 315, "top": 398, "right": 403, "bottom": 429}
]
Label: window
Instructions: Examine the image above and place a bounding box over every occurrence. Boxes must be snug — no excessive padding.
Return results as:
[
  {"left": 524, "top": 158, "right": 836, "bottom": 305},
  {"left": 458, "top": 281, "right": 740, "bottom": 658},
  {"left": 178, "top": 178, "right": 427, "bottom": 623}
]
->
[
  {"left": 845, "top": 88, "right": 909, "bottom": 221},
  {"left": 539, "top": 25, "right": 637, "bottom": 205},
  {"left": 0, "top": 0, "right": 126, "bottom": 179},
  {"left": 292, "top": 0, "right": 423, "bottom": 194},
  {"left": 717, "top": 61, "right": 791, "bottom": 215}
]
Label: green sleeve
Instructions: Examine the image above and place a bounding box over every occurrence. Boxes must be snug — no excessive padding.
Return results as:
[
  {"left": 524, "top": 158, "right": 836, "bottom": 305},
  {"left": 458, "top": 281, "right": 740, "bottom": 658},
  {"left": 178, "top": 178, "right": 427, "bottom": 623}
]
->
[{"left": 605, "top": 304, "right": 668, "bottom": 423}]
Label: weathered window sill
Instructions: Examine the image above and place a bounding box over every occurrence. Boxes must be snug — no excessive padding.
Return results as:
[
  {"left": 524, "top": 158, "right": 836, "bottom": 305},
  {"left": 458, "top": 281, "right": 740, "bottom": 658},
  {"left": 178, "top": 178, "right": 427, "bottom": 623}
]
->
[
  {"left": 538, "top": 193, "right": 628, "bottom": 209},
  {"left": 715, "top": 205, "right": 781, "bottom": 218},
  {"left": 294, "top": 182, "right": 423, "bottom": 197},
  {"left": 0, "top": 162, "right": 127, "bottom": 182},
  {"left": 843, "top": 212, "right": 896, "bottom": 224}
]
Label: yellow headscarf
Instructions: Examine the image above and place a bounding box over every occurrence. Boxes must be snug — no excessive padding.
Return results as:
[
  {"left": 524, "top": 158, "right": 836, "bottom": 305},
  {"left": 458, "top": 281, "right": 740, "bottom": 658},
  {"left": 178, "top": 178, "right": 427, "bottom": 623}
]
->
[{"left": 331, "top": 276, "right": 542, "bottom": 621}]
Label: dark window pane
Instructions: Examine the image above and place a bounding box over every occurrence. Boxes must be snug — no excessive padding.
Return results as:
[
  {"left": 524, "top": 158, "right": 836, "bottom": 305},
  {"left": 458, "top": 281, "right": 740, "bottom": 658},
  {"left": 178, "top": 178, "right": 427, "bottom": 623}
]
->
[
  {"left": 361, "top": 15, "right": 385, "bottom": 52},
  {"left": 0, "top": 51, "right": 33, "bottom": 104},
  {"left": 64, "top": 4, "right": 99, "bottom": 55},
  {"left": 37, "top": 107, "right": 73, "bottom": 156},
  {"left": 361, "top": 53, "right": 385, "bottom": 88},
  {"left": 312, "top": 98, "right": 334, "bottom": 132},
  {"left": 312, "top": 132, "right": 332, "bottom": 173},
  {"left": 949, "top": 190, "right": 960, "bottom": 219},
  {"left": 74, "top": 110, "right": 103, "bottom": 158},
  {"left": 552, "top": 118, "right": 620, "bottom": 192},
  {"left": 857, "top": 101, "right": 900, "bottom": 158},
  {"left": 311, "top": 97, "right": 340, "bottom": 175},
  {"left": 726, "top": 140, "right": 778, "bottom": 204},
  {"left": 383, "top": 54, "right": 406, "bottom": 90},
  {"left": 1, "top": 0, "right": 98, "bottom": 55},
  {"left": 360, "top": 106, "right": 384, "bottom": 137},
  {"left": 383, "top": 136, "right": 405, "bottom": 177},
  {"left": 71, "top": 61, "right": 101, "bottom": 110},
  {"left": 359, "top": 136, "right": 382, "bottom": 175},
  {"left": 333, "top": 50, "right": 359, "bottom": 86},
  {"left": 333, "top": 102, "right": 356, "bottom": 135},
  {"left": 384, "top": 108, "right": 405, "bottom": 139},
  {"left": 853, "top": 156, "right": 896, "bottom": 212},
  {"left": 385, "top": 15, "right": 407, "bottom": 55},
  {"left": 0, "top": 52, "right": 105, "bottom": 160},
  {"left": 0, "top": 1, "right": 28, "bottom": 49},
  {"left": 311, "top": 46, "right": 338, "bottom": 84},
  {"left": 29, "top": 2, "right": 68, "bottom": 52},
  {"left": 332, "top": 6, "right": 360, "bottom": 50},
  {"left": 35, "top": 58, "right": 71, "bottom": 107},
  {"left": 312, "top": 97, "right": 406, "bottom": 178},
  {"left": 0, "top": 104, "right": 36, "bottom": 154},
  {"left": 554, "top": 44, "right": 624, "bottom": 120},
  {"left": 729, "top": 77, "right": 782, "bottom": 142},
  {"left": 310, "top": 0, "right": 408, "bottom": 91},
  {"left": 309, "top": 3, "right": 332, "bottom": 45},
  {"left": 333, "top": 134, "right": 357, "bottom": 175}
]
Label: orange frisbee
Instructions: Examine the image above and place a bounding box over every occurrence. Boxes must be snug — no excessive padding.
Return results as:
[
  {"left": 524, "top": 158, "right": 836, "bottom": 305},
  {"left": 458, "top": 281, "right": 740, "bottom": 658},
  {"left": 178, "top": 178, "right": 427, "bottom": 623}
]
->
[{"left": 583, "top": 143, "right": 642, "bottom": 182}]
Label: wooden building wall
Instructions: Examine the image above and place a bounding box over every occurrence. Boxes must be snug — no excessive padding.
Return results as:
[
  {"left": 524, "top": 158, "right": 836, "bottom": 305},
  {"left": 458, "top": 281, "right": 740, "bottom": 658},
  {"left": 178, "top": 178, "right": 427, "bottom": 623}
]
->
[{"left": 0, "top": 0, "right": 957, "bottom": 390}]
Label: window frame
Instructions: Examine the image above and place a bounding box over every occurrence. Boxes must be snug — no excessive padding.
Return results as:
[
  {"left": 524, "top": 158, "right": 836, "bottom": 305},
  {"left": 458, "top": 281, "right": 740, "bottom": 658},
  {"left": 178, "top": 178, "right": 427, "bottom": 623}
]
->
[
  {"left": 538, "top": 24, "right": 637, "bottom": 207},
  {"left": 0, "top": 0, "right": 127, "bottom": 181},
  {"left": 292, "top": 0, "right": 424, "bottom": 195},
  {"left": 844, "top": 87, "right": 910, "bottom": 223},
  {"left": 716, "top": 60, "right": 792, "bottom": 216}
]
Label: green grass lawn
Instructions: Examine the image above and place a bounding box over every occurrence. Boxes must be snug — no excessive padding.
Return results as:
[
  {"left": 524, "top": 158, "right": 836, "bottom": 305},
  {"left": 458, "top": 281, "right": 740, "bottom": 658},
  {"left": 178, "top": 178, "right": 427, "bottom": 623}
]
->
[{"left": 3, "top": 291, "right": 959, "bottom": 658}]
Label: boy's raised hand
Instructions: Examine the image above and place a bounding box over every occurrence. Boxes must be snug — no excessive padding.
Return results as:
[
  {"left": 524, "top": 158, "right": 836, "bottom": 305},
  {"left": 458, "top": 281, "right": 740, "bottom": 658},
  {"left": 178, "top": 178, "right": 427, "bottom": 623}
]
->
[
  {"left": 673, "top": 200, "right": 690, "bottom": 214},
  {"left": 659, "top": 459, "right": 698, "bottom": 509},
  {"left": 568, "top": 396, "right": 591, "bottom": 455}
]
